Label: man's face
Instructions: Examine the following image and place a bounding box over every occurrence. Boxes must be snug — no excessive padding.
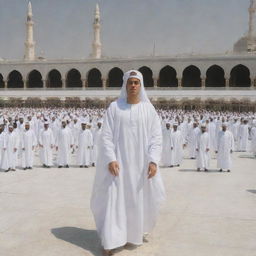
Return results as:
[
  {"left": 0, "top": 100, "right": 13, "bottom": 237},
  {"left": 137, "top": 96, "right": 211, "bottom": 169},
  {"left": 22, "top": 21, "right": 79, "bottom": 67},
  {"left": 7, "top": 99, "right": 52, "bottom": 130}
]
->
[
  {"left": 44, "top": 124, "right": 49, "bottom": 130},
  {"left": 25, "top": 124, "right": 30, "bottom": 131},
  {"left": 173, "top": 125, "right": 178, "bottom": 131},
  {"left": 97, "top": 123, "right": 102, "bottom": 129},
  {"left": 81, "top": 124, "right": 86, "bottom": 130},
  {"left": 166, "top": 123, "right": 170, "bottom": 130},
  {"left": 9, "top": 127, "right": 13, "bottom": 133},
  {"left": 201, "top": 127, "right": 206, "bottom": 133},
  {"left": 62, "top": 122, "right": 66, "bottom": 128},
  {"left": 126, "top": 78, "right": 141, "bottom": 98},
  {"left": 222, "top": 125, "right": 227, "bottom": 131}
]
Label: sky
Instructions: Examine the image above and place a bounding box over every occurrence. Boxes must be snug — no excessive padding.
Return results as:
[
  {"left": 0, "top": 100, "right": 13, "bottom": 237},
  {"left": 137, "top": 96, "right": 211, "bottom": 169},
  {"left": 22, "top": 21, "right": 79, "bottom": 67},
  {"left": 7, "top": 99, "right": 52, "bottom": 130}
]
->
[{"left": 0, "top": 0, "right": 251, "bottom": 60}]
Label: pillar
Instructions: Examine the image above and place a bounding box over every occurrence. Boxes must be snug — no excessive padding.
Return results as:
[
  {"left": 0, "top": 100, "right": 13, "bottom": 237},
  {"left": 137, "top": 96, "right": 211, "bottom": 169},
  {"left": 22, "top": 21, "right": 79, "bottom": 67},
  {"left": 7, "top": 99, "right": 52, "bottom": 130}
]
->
[
  {"left": 23, "top": 79, "right": 27, "bottom": 89},
  {"left": 62, "top": 78, "right": 66, "bottom": 89},
  {"left": 201, "top": 77, "right": 206, "bottom": 89},
  {"left": 250, "top": 77, "right": 255, "bottom": 88},
  {"left": 178, "top": 78, "right": 182, "bottom": 88},
  {"left": 153, "top": 78, "right": 158, "bottom": 88},
  {"left": 4, "top": 80, "right": 7, "bottom": 89},
  {"left": 102, "top": 78, "right": 107, "bottom": 89},
  {"left": 82, "top": 79, "right": 87, "bottom": 88},
  {"left": 42, "top": 79, "right": 46, "bottom": 89},
  {"left": 225, "top": 78, "right": 230, "bottom": 88}
]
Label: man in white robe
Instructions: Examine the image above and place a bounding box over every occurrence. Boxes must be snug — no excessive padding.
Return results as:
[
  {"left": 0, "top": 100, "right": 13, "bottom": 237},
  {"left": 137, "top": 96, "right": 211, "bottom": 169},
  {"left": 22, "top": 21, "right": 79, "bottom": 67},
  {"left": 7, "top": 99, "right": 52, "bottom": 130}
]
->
[
  {"left": 161, "top": 123, "right": 172, "bottom": 167},
  {"left": 216, "top": 123, "right": 234, "bottom": 172},
  {"left": 238, "top": 120, "right": 249, "bottom": 152},
  {"left": 56, "top": 120, "right": 73, "bottom": 168},
  {"left": 39, "top": 122, "right": 55, "bottom": 168},
  {"left": 196, "top": 124, "right": 210, "bottom": 172},
  {"left": 21, "top": 122, "right": 37, "bottom": 170},
  {"left": 187, "top": 122, "right": 200, "bottom": 159},
  {"left": 76, "top": 122, "right": 93, "bottom": 168},
  {"left": 90, "top": 70, "right": 165, "bottom": 255},
  {"left": 208, "top": 118, "right": 216, "bottom": 153},
  {"left": 1, "top": 125, "right": 19, "bottom": 172},
  {"left": 170, "top": 123, "right": 185, "bottom": 167}
]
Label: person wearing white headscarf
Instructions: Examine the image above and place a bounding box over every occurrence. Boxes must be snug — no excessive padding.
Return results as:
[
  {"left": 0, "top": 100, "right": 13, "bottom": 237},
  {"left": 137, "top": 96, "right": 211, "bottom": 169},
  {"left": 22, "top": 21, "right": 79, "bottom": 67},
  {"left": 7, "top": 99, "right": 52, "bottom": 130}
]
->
[
  {"left": 196, "top": 124, "right": 210, "bottom": 171},
  {"left": 90, "top": 70, "right": 165, "bottom": 254},
  {"left": 161, "top": 122, "right": 173, "bottom": 167},
  {"left": 38, "top": 122, "right": 55, "bottom": 168},
  {"left": 216, "top": 122, "right": 234, "bottom": 172},
  {"left": 76, "top": 121, "right": 93, "bottom": 167}
]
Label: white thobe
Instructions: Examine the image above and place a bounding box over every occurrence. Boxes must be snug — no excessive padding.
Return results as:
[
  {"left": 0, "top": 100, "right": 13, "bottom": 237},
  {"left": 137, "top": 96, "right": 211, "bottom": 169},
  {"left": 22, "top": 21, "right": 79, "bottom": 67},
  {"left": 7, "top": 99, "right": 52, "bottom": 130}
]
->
[
  {"left": 77, "top": 129, "right": 93, "bottom": 166},
  {"left": 216, "top": 130, "right": 234, "bottom": 169},
  {"left": 208, "top": 122, "right": 216, "bottom": 151},
  {"left": 21, "top": 129, "right": 37, "bottom": 168},
  {"left": 196, "top": 132, "right": 210, "bottom": 169},
  {"left": 170, "top": 130, "right": 184, "bottom": 166},
  {"left": 39, "top": 128, "right": 55, "bottom": 166},
  {"left": 1, "top": 131, "right": 19, "bottom": 170},
  {"left": 238, "top": 124, "right": 249, "bottom": 151},
  {"left": 161, "top": 128, "right": 172, "bottom": 166},
  {"left": 91, "top": 100, "right": 165, "bottom": 250},
  {"left": 56, "top": 127, "right": 73, "bottom": 166},
  {"left": 187, "top": 127, "right": 200, "bottom": 158}
]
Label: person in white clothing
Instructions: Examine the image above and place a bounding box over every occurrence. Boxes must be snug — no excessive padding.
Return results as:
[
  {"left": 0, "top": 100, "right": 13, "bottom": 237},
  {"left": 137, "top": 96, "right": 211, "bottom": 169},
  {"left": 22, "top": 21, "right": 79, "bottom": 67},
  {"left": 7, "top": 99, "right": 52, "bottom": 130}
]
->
[
  {"left": 161, "top": 123, "right": 172, "bottom": 167},
  {"left": 21, "top": 122, "right": 37, "bottom": 170},
  {"left": 76, "top": 121, "right": 93, "bottom": 168},
  {"left": 90, "top": 70, "right": 165, "bottom": 255},
  {"left": 39, "top": 122, "right": 55, "bottom": 168},
  {"left": 196, "top": 124, "right": 210, "bottom": 172},
  {"left": 216, "top": 123, "right": 234, "bottom": 172}
]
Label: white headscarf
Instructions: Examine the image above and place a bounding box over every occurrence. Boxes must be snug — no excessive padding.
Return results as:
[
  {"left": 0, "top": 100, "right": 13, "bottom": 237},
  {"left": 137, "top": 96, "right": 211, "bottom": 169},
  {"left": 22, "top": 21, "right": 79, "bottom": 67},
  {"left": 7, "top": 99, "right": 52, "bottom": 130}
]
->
[{"left": 118, "top": 70, "right": 150, "bottom": 103}]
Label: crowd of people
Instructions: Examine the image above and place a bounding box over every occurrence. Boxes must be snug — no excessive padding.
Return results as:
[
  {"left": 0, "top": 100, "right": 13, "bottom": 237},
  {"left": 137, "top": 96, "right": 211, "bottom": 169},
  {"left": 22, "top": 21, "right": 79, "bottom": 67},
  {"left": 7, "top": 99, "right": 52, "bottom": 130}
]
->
[
  {"left": 0, "top": 107, "right": 255, "bottom": 173},
  {"left": 160, "top": 109, "right": 256, "bottom": 172}
]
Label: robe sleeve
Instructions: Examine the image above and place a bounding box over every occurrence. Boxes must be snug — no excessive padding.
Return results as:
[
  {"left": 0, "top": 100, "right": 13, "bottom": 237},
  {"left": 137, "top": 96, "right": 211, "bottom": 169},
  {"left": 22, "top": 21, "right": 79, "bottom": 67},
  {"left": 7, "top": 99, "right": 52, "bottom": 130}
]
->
[
  {"left": 148, "top": 108, "right": 162, "bottom": 165},
  {"left": 101, "top": 103, "right": 117, "bottom": 164}
]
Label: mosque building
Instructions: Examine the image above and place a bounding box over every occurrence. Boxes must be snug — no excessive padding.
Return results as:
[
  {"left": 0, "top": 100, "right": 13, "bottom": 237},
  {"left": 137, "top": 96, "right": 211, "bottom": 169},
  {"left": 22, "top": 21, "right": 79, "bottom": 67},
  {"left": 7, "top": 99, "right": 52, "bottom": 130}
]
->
[{"left": 0, "top": 1, "right": 256, "bottom": 109}]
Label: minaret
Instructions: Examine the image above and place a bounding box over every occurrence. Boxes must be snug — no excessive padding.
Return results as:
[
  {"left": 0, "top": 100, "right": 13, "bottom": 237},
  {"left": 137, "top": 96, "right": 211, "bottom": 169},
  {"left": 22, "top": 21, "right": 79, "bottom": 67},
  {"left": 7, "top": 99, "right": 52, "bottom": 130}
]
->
[
  {"left": 248, "top": 0, "right": 256, "bottom": 52},
  {"left": 91, "top": 3, "right": 102, "bottom": 59},
  {"left": 24, "top": 2, "right": 35, "bottom": 60}
]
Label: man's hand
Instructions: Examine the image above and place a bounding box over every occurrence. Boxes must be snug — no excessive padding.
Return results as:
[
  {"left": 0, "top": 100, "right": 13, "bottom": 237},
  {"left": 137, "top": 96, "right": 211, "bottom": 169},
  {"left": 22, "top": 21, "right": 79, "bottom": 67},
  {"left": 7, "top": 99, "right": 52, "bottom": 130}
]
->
[
  {"left": 108, "top": 161, "right": 120, "bottom": 176},
  {"left": 148, "top": 162, "right": 157, "bottom": 179}
]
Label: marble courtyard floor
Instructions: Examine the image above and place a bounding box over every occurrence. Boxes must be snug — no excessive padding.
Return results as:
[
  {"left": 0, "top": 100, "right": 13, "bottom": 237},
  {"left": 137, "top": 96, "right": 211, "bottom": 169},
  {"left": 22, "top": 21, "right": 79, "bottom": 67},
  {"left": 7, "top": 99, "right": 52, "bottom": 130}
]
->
[{"left": 0, "top": 151, "right": 255, "bottom": 256}]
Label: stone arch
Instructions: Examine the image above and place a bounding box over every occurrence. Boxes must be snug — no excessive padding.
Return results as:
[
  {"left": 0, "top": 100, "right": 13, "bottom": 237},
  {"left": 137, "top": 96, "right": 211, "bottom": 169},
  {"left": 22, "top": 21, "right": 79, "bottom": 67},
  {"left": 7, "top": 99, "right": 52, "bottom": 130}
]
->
[
  {"left": 230, "top": 64, "right": 251, "bottom": 87},
  {"left": 27, "top": 70, "right": 43, "bottom": 88},
  {"left": 7, "top": 70, "right": 24, "bottom": 88},
  {"left": 139, "top": 66, "right": 154, "bottom": 87},
  {"left": 108, "top": 67, "right": 123, "bottom": 87},
  {"left": 66, "top": 69, "right": 82, "bottom": 88},
  {"left": 159, "top": 66, "right": 178, "bottom": 87},
  {"left": 206, "top": 65, "right": 225, "bottom": 87},
  {"left": 0, "top": 74, "right": 4, "bottom": 88},
  {"left": 47, "top": 69, "right": 62, "bottom": 88},
  {"left": 182, "top": 65, "right": 201, "bottom": 87},
  {"left": 87, "top": 68, "right": 103, "bottom": 87}
]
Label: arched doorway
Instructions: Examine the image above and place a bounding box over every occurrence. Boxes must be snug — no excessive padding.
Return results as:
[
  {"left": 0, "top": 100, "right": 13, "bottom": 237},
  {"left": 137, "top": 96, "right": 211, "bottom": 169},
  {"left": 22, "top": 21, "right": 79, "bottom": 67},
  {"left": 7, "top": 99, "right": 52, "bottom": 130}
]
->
[
  {"left": 47, "top": 69, "right": 62, "bottom": 88},
  {"left": 159, "top": 66, "right": 178, "bottom": 87},
  {"left": 0, "top": 74, "right": 4, "bottom": 88},
  {"left": 108, "top": 67, "right": 123, "bottom": 87},
  {"left": 87, "top": 68, "right": 103, "bottom": 87},
  {"left": 66, "top": 69, "right": 82, "bottom": 88},
  {"left": 182, "top": 65, "right": 201, "bottom": 87},
  {"left": 7, "top": 70, "right": 24, "bottom": 88},
  {"left": 206, "top": 65, "right": 225, "bottom": 87},
  {"left": 230, "top": 65, "right": 251, "bottom": 87},
  {"left": 27, "top": 70, "right": 43, "bottom": 88},
  {"left": 138, "top": 66, "right": 154, "bottom": 87}
]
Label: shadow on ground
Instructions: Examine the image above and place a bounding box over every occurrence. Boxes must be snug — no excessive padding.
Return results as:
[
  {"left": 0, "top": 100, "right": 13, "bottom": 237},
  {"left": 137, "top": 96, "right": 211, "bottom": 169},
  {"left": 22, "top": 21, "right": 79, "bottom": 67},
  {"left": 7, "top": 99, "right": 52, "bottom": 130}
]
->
[
  {"left": 179, "top": 169, "right": 222, "bottom": 173},
  {"left": 51, "top": 227, "right": 101, "bottom": 256},
  {"left": 247, "top": 189, "right": 256, "bottom": 194}
]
